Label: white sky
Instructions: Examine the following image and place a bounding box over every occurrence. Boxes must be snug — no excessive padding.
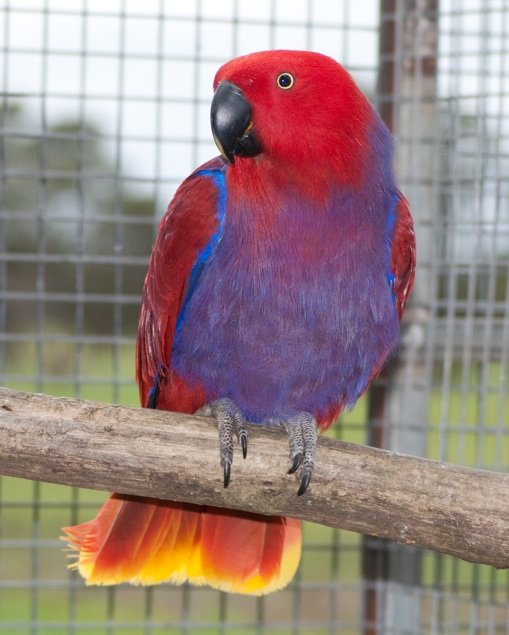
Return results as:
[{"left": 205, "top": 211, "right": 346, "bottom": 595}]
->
[
  {"left": 0, "top": 0, "right": 380, "bottom": 191},
  {"left": 1, "top": 0, "right": 508, "bottom": 258}
]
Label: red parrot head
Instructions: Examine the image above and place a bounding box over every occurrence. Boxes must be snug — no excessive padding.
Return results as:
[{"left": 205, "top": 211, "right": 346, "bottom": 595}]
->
[{"left": 211, "top": 50, "right": 374, "bottom": 182}]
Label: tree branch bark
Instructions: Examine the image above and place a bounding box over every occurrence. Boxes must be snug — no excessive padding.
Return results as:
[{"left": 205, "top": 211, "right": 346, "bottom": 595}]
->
[{"left": 0, "top": 386, "right": 508, "bottom": 568}]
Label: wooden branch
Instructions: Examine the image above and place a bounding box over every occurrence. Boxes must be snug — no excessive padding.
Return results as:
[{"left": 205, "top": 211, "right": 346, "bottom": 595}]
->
[{"left": 0, "top": 386, "right": 508, "bottom": 568}]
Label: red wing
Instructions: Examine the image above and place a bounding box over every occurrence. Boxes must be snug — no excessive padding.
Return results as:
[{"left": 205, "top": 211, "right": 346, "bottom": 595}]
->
[
  {"left": 391, "top": 194, "right": 416, "bottom": 320},
  {"left": 136, "top": 158, "right": 225, "bottom": 407}
]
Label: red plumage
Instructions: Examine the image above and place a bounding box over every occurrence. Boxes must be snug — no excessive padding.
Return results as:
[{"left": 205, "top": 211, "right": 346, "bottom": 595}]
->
[
  {"left": 136, "top": 160, "right": 223, "bottom": 410},
  {"left": 391, "top": 197, "right": 416, "bottom": 320}
]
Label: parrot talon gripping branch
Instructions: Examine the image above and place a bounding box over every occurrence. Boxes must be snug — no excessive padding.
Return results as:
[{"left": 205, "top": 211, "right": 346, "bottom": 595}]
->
[
  {"left": 282, "top": 412, "right": 317, "bottom": 495},
  {"left": 195, "top": 397, "right": 249, "bottom": 488},
  {"left": 62, "top": 50, "right": 415, "bottom": 596}
]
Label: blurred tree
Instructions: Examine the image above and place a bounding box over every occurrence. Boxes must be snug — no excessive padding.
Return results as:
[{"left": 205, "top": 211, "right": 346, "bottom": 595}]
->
[{"left": 1, "top": 102, "right": 156, "bottom": 339}]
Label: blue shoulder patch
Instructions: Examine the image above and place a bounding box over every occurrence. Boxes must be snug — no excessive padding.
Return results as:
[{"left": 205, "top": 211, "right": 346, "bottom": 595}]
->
[
  {"left": 175, "top": 168, "right": 227, "bottom": 335},
  {"left": 386, "top": 190, "right": 399, "bottom": 303},
  {"left": 147, "top": 168, "right": 227, "bottom": 408}
]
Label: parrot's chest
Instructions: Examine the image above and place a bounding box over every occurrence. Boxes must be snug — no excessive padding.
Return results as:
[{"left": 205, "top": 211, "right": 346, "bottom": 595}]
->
[{"left": 172, "top": 194, "right": 399, "bottom": 421}]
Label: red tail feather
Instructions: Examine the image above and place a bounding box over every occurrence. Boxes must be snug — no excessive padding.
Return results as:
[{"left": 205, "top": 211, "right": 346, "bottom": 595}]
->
[{"left": 63, "top": 495, "right": 301, "bottom": 595}]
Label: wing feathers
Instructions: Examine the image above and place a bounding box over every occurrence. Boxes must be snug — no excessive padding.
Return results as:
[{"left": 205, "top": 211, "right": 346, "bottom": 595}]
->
[
  {"left": 136, "top": 158, "right": 226, "bottom": 408},
  {"left": 391, "top": 194, "right": 416, "bottom": 319}
]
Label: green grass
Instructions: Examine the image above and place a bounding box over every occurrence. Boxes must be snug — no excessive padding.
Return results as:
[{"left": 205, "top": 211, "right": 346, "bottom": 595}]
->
[
  {"left": 1, "top": 345, "right": 509, "bottom": 632},
  {"left": 1, "top": 343, "right": 365, "bottom": 633}
]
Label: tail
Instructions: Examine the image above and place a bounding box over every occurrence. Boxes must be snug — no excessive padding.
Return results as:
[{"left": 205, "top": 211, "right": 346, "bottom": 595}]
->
[{"left": 62, "top": 495, "right": 301, "bottom": 595}]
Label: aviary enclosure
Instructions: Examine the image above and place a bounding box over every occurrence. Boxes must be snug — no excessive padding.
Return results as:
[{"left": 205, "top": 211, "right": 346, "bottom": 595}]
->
[{"left": 1, "top": 1, "right": 508, "bottom": 633}]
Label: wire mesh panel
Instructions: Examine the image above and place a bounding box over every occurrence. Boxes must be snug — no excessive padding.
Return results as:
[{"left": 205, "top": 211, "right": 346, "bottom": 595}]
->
[
  {"left": 371, "top": 1, "right": 509, "bottom": 633},
  {"left": 0, "top": 1, "right": 508, "bottom": 634}
]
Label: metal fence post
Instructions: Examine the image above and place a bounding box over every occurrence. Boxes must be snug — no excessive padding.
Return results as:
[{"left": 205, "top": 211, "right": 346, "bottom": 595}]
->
[{"left": 363, "top": 1, "right": 440, "bottom": 633}]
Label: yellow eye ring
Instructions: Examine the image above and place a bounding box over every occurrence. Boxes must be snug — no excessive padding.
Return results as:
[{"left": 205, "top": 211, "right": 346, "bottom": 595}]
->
[{"left": 276, "top": 72, "right": 295, "bottom": 90}]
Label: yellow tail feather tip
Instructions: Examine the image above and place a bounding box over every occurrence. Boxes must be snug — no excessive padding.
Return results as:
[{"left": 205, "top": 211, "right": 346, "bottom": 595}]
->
[{"left": 61, "top": 501, "right": 302, "bottom": 595}]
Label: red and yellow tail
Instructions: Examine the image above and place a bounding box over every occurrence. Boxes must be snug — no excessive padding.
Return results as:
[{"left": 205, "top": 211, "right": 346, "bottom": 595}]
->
[{"left": 62, "top": 495, "right": 301, "bottom": 595}]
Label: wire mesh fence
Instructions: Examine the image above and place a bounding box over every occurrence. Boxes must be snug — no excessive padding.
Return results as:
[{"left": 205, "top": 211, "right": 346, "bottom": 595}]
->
[{"left": 0, "top": 0, "right": 508, "bottom": 633}]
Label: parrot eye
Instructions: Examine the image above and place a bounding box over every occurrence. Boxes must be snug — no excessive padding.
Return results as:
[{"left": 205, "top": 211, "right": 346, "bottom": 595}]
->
[{"left": 276, "top": 72, "right": 295, "bottom": 90}]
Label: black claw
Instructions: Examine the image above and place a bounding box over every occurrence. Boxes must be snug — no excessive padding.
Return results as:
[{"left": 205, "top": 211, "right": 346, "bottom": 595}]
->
[
  {"left": 297, "top": 471, "right": 312, "bottom": 496},
  {"left": 223, "top": 462, "right": 231, "bottom": 488},
  {"left": 288, "top": 453, "right": 303, "bottom": 474},
  {"left": 240, "top": 432, "right": 248, "bottom": 459}
]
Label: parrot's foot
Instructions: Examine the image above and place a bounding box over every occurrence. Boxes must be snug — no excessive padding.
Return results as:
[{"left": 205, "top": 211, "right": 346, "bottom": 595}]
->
[
  {"left": 195, "top": 398, "right": 248, "bottom": 488},
  {"left": 283, "top": 412, "right": 317, "bottom": 496}
]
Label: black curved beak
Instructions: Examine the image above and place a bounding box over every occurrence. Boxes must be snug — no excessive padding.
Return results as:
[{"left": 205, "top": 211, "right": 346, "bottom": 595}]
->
[{"left": 210, "top": 81, "right": 262, "bottom": 164}]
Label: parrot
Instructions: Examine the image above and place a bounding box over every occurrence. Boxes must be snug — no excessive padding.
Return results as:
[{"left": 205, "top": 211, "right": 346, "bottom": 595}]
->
[{"left": 63, "top": 50, "right": 415, "bottom": 595}]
